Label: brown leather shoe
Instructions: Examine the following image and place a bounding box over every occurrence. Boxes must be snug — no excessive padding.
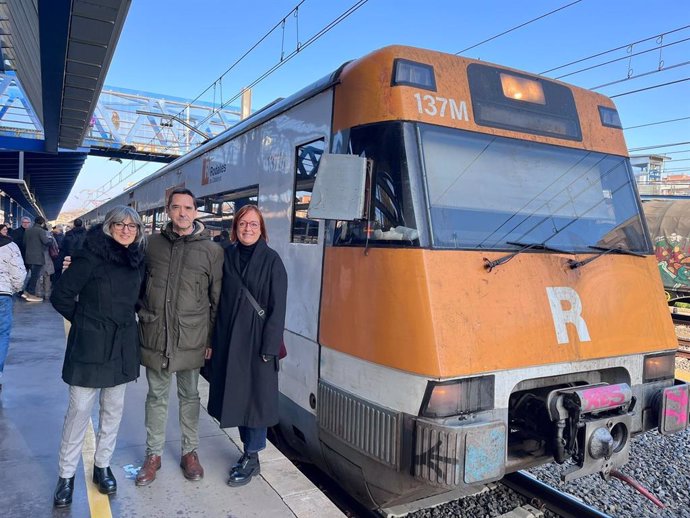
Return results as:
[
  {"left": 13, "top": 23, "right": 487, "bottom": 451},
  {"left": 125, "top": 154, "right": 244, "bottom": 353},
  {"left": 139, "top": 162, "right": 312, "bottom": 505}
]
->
[
  {"left": 135, "top": 454, "right": 161, "bottom": 486},
  {"left": 180, "top": 450, "right": 204, "bottom": 481}
]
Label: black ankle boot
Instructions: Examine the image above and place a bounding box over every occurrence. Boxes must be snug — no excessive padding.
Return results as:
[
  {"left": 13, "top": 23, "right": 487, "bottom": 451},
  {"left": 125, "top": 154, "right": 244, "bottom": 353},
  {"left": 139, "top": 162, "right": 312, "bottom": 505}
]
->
[
  {"left": 53, "top": 476, "right": 75, "bottom": 507},
  {"left": 227, "top": 452, "right": 260, "bottom": 487},
  {"left": 92, "top": 466, "right": 117, "bottom": 495}
]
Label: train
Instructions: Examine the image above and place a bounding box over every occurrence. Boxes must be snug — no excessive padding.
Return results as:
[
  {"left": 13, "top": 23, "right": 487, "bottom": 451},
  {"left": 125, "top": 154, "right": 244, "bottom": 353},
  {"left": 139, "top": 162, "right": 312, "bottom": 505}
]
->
[
  {"left": 643, "top": 198, "right": 690, "bottom": 298},
  {"left": 79, "top": 45, "right": 690, "bottom": 515}
]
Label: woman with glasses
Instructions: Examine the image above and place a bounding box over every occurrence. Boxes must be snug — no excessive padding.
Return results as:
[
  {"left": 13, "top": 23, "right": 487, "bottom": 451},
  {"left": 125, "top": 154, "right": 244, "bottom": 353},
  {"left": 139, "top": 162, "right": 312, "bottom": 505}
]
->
[
  {"left": 50, "top": 206, "right": 145, "bottom": 508},
  {"left": 207, "top": 204, "right": 287, "bottom": 487}
]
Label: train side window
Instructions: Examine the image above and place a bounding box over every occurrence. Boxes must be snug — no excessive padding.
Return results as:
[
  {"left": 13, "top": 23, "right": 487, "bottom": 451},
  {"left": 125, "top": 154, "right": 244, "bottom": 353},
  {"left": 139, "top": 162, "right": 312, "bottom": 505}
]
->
[
  {"left": 197, "top": 188, "right": 259, "bottom": 237},
  {"left": 334, "top": 122, "right": 419, "bottom": 247},
  {"left": 292, "top": 138, "right": 325, "bottom": 244},
  {"left": 140, "top": 210, "right": 154, "bottom": 235}
]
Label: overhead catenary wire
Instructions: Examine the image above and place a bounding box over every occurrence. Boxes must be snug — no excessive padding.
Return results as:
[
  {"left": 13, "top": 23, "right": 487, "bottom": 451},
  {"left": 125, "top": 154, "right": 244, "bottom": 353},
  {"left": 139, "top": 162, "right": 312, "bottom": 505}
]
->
[
  {"left": 90, "top": 0, "right": 312, "bottom": 203},
  {"left": 624, "top": 116, "right": 690, "bottom": 130},
  {"left": 455, "top": 0, "right": 581, "bottom": 55},
  {"left": 554, "top": 36, "right": 690, "bottom": 80},
  {"left": 629, "top": 148, "right": 690, "bottom": 156},
  {"left": 610, "top": 77, "right": 690, "bottom": 98},
  {"left": 167, "top": 0, "right": 307, "bottom": 125},
  {"left": 540, "top": 24, "right": 690, "bottom": 74},
  {"left": 89, "top": 0, "right": 369, "bottom": 204},
  {"left": 590, "top": 60, "right": 690, "bottom": 90},
  {"left": 192, "top": 0, "right": 368, "bottom": 130},
  {"left": 629, "top": 141, "right": 690, "bottom": 152}
]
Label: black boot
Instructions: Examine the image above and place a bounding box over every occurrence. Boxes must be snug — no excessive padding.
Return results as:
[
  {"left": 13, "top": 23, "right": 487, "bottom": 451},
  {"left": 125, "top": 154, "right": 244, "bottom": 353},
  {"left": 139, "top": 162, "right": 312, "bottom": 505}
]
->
[
  {"left": 92, "top": 466, "right": 117, "bottom": 495},
  {"left": 227, "top": 452, "right": 260, "bottom": 487},
  {"left": 53, "top": 476, "right": 75, "bottom": 508}
]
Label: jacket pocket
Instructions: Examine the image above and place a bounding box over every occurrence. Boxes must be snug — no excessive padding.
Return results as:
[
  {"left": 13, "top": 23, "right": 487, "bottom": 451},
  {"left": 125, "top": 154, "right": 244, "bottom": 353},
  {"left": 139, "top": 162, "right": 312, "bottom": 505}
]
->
[
  {"left": 177, "top": 312, "right": 208, "bottom": 350},
  {"left": 138, "top": 308, "right": 162, "bottom": 352},
  {"left": 70, "top": 315, "right": 114, "bottom": 364}
]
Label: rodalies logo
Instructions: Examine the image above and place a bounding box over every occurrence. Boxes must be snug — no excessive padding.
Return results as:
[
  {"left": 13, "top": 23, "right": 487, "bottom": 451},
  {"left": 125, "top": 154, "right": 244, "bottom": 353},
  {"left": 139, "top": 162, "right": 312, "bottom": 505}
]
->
[{"left": 201, "top": 157, "right": 227, "bottom": 185}]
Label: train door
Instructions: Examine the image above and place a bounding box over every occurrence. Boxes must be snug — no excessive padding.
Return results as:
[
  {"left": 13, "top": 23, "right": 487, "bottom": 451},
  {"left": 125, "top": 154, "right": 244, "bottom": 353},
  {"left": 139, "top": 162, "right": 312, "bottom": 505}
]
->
[{"left": 256, "top": 91, "right": 333, "bottom": 458}]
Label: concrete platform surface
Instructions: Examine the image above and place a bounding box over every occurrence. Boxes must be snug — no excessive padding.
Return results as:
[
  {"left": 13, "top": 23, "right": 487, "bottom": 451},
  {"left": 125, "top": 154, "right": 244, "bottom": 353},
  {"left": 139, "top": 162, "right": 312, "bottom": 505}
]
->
[{"left": 0, "top": 299, "right": 344, "bottom": 518}]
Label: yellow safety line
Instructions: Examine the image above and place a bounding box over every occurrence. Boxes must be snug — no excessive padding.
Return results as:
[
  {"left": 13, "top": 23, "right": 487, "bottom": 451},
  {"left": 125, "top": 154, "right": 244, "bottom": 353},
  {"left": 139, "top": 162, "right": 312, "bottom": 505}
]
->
[
  {"left": 83, "top": 419, "right": 113, "bottom": 518},
  {"left": 63, "top": 318, "right": 113, "bottom": 518},
  {"left": 676, "top": 369, "right": 690, "bottom": 383}
]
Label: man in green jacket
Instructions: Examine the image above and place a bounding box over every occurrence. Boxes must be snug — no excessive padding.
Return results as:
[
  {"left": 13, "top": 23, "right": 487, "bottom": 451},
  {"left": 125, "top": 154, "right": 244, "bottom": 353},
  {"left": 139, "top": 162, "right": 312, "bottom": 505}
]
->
[{"left": 135, "top": 188, "right": 223, "bottom": 486}]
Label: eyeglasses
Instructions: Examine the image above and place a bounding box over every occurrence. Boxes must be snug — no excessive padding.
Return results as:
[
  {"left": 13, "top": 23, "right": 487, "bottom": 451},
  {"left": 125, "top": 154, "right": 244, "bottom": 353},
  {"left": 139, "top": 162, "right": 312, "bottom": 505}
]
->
[
  {"left": 238, "top": 221, "right": 260, "bottom": 230},
  {"left": 112, "top": 222, "right": 138, "bottom": 231}
]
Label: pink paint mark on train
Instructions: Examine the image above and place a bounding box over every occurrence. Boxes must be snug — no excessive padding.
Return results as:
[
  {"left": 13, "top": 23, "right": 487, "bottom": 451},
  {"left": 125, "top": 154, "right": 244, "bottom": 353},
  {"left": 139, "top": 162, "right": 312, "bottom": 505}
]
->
[
  {"left": 581, "top": 385, "right": 627, "bottom": 412},
  {"left": 664, "top": 388, "right": 689, "bottom": 426}
]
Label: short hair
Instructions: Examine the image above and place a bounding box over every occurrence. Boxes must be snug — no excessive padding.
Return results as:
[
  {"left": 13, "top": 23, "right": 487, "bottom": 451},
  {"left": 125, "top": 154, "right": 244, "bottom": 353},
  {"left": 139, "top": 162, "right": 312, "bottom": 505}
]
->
[
  {"left": 34, "top": 216, "right": 45, "bottom": 225},
  {"left": 102, "top": 205, "right": 145, "bottom": 246},
  {"left": 231, "top": 205, "right": 267, "bottom": 243},
  {"left": 166, "top": 188, "right": 196, "bottom": 208},
  {"left": 73, "top": 218, "right": 83, "bottom": 227},
  {"left": 21, "top": 216, "right": 31, "bottom": 223}
]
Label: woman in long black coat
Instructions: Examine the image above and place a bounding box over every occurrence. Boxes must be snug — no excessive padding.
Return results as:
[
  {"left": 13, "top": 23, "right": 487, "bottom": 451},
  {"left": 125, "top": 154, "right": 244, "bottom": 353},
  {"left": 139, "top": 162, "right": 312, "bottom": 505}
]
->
[
  {"left": 50, "top": 206, "right": 145, "bottom": 508},
  {"left": 208, "top": 204, "right": 287, "bottom": 487}
]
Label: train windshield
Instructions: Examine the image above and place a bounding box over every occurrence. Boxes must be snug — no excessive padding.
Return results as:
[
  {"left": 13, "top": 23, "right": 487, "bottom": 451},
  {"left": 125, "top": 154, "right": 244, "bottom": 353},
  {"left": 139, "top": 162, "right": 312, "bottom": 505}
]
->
[{"left": 418, "top": 124, "right": 650, "bottom": 253}]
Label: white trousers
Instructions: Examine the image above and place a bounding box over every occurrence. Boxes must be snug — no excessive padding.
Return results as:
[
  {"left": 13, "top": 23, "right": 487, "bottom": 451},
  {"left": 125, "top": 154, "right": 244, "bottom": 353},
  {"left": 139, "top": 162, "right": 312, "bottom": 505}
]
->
[{"left": 57, "top": 384, "right": 127, "bottom": 478}]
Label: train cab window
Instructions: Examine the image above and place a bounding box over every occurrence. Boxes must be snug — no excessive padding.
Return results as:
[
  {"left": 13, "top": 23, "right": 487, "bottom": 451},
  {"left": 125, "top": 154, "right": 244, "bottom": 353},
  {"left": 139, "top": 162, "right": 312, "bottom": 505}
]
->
[
  {"left": 334, "top": 122, "right": 419, "bottom": 247},
  {"left": 419, "top": 124, "right": 649, "bottom": 252},
  {"left": 291, "top": 139, "right": 325, "bottom": 244}
]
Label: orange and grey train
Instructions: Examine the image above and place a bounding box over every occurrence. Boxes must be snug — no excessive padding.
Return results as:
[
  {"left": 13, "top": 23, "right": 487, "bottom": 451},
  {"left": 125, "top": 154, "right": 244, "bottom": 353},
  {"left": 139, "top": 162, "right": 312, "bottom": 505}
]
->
[{"left": 81, "top": 46, "right": 689, "bottom": 514}]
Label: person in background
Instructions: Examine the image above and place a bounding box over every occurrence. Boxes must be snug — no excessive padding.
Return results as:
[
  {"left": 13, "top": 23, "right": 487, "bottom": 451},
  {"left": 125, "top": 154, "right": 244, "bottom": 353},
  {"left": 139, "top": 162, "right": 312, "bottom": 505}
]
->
[
  {"left": 59, "top": 218, "right": 87, "bottom": 265},
  {"left": 51, "top": 225, "right": 65, "bottom": 283},
  {"left": 10, "top": 216, "right": 30, "bottom": 260},
  {"left": 50, "top": 206, "right": 145, "bottom": 508},
  {"left": 0, "top": 224, "right": 9, "bottom": 239},
  {"left": 36, "top": 229, "right": 57, "bottom": 300},
  {"left": 0, "top": 223, "right": 27, "bottom": 392},
  {"left": 22, "top": 216, "right": 50, "bottom": 302},
  {"left": 135, "top": 188, "right": 223, "bottom": 487},
  {"left": 207, "top": 205, "right": 287, "bottom": 487}
]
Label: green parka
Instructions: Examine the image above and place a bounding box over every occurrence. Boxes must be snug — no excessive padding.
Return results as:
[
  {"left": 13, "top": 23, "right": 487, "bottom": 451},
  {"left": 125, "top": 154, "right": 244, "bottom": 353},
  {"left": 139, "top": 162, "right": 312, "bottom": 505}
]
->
[{"left": 138, "top": 221, "right": 223, "bottom": 372}]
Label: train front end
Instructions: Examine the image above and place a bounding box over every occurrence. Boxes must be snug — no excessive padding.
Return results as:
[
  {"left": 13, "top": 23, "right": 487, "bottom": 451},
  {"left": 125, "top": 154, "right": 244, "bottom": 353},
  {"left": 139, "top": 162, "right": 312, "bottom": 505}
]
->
[{"left": 313, "top": 46, "right": 689, "bottom": 512}]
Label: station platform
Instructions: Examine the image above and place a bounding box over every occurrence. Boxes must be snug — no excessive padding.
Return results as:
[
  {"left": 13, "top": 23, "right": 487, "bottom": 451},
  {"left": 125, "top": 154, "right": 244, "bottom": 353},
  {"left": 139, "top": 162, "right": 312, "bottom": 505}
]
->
[{"left": 0, "top": 300, "right": 344, "bottom": 518}]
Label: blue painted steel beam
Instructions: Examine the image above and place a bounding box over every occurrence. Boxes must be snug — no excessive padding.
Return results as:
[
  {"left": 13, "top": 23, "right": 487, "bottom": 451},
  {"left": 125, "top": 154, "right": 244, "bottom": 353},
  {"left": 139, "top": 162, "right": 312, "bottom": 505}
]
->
[
  {"left": 0, "top": 136, "right": 46, "bottom": 152},
  {"left": 38, "top": 0, "right": 71, "bottom": 153}
]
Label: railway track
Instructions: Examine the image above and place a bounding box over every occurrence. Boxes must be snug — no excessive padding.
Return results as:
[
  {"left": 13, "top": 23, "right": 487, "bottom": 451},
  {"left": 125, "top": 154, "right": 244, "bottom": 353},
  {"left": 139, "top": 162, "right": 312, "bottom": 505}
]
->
[{"left": 502, "top": 471, "right": 611, "bottom": 518}]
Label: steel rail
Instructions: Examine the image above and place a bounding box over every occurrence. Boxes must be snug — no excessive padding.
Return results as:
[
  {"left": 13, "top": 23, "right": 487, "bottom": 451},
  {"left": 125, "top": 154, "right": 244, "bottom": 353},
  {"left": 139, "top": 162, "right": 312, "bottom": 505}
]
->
[{"left": 502, "top": 471, "right": 611, "bottom": 518}]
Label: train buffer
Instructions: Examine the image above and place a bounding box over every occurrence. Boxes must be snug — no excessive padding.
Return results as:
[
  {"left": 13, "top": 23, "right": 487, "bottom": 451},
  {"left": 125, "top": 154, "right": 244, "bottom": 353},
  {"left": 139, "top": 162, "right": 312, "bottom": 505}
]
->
[{"left": 0, "top": 301, "right": 344, "bottom": 518}]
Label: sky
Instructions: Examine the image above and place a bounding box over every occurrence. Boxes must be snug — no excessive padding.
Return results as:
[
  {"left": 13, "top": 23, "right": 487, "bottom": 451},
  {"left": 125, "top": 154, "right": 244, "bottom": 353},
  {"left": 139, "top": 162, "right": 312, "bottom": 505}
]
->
[{"left": 62, "top": 0, "right": 690, "bottom": 214}]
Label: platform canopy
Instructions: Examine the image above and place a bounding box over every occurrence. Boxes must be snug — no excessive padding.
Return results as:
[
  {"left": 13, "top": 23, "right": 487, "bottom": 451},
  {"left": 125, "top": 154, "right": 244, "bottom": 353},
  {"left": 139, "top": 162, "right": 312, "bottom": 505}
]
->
[{"left": 0, "top": 0, "right": 131, "bottom": 219}]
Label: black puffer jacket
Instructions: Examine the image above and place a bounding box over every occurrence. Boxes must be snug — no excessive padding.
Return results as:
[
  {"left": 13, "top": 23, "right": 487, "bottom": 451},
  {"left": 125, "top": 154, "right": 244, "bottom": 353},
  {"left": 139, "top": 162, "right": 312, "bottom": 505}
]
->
[{"left": 51, "top": 225, "right": 145, "bottom": 388}]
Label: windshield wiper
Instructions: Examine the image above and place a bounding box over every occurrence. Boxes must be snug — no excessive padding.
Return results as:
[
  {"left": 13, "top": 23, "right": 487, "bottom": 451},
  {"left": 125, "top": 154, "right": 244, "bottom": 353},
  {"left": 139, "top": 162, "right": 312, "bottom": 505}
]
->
[
  {"left": 484, "top": 241, "right": 574, "bottom": 272},
  {"left": 568, "top": 245, "right": 646, "bottom": 270}
]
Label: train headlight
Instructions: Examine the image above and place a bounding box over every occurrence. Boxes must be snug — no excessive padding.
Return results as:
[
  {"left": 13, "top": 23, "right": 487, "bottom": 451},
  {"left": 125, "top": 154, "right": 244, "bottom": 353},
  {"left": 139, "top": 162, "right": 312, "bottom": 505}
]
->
[
  {"left": 643, "top": 352, "right": 675, "bottom": 382},
  {"left": 420, "top": 375, "right": 494, "bottom": 418}
]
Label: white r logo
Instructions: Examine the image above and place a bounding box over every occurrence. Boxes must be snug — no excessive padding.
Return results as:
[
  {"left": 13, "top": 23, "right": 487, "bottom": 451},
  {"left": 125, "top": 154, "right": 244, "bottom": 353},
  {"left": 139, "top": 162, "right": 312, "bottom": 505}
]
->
[{"left": 546, "top": 287, "right": 591, "bottom": 344}]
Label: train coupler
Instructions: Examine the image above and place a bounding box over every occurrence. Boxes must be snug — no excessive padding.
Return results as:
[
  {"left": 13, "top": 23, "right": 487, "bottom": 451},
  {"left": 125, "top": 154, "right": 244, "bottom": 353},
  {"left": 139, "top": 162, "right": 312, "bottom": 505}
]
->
[{"left": 546, "top": 383, "right": 633, "bottom": 482}]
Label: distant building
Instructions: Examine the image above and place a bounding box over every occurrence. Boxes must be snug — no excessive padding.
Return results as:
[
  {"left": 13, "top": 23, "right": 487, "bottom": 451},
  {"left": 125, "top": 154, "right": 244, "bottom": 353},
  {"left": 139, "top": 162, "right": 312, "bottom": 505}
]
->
[{"left": 631, "top": 154, "right": 690, "bottom": 196}]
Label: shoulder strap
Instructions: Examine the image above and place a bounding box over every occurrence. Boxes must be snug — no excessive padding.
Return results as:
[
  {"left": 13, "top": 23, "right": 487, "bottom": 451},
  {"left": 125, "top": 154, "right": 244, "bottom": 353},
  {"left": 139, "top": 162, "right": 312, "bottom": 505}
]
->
[
  {"left": 242, "top": 286, "right": 265, "bottom": 319},
  {"left": 233, "top": 260, "right": 266, "bottom": 319}
]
